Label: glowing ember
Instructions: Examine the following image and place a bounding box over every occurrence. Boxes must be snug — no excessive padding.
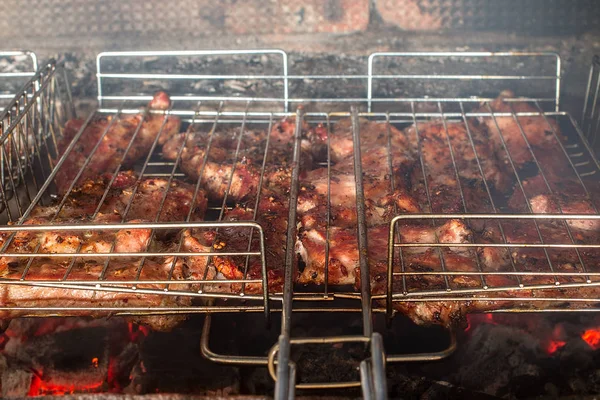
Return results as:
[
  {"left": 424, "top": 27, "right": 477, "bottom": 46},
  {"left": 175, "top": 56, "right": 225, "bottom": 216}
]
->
[
  {"left": 582, "top": 328, "right": 600, "bottom": 350},
  {"left": 27, "top": 374, "right": 104, "bottom": 396},
  {"left": 91, "top": 357, "right": 99, "bottom": 368},
  {"left": 465, "top": 313, "right": 496, "bottom": 332},
  {"left": 546, "top": 340, "right": 566, "bottom": 355},
  {"left": 127, "top": 323, "right": 150, "bottom": 342}
]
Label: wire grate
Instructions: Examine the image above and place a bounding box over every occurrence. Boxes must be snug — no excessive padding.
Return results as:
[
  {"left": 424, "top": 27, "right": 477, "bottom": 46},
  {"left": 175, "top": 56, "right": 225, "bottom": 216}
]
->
[{"left": 2, "top": 51, "right": 600, "bottom": 395}]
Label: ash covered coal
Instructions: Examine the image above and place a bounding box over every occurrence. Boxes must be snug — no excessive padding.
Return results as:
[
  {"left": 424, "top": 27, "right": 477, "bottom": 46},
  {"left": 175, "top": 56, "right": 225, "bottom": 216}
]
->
[{"left": 413, "top": 314, "right": 600, "bottom": 399}]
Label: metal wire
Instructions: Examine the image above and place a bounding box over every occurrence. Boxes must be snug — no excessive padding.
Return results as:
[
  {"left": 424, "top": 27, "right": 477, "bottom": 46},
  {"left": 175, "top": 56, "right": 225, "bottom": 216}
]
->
[
  {"left": 0, "top": 62, "right": 275, "bottom": 318},
  {"left": 1, "top": 52, "right": 599, "bottom": 395}
]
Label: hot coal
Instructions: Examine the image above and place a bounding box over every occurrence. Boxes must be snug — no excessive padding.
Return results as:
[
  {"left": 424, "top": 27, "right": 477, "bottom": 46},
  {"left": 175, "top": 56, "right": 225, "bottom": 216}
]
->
[{"left": 0, "top": 318, "right": 139, "bottom": 397}]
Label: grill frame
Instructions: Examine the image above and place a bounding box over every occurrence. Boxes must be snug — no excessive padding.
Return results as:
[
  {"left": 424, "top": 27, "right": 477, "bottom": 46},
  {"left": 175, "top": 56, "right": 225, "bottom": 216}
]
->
[
  {"left": 2, "top": 50, "right": 600, "bottom": 395},
  {"left": 0, "top": 50, "right": 38, "bottom": 109}
]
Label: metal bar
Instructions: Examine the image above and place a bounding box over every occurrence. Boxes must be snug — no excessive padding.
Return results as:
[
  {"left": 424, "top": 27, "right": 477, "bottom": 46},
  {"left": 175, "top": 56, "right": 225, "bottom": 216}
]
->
[
  {"left": 241, "top": 113, "right": 274, "bottom": 298},
  {"left": 0, "top": 278, "right": 263, "bottom": 285},
  {"left": 281, "top": 109, "right": 304, "bottom": 335},
  {"left": 509, "top": 104, "right": 591, "bottom": 283},
  {"left": 458, "top": 102, "right": 522, "bottom": 288},
  {"left": 384, "top": 113, "right": 405, "bottom": 323},
  {"left": 582, "top": 57, "right": 596, "bottom": 134},
  {"left": 97, "top": 108, "right": 564, "bottom": 119},
  {"left": 360, "top": 360, "right": 374, "bottom": 400},
  {"left": 387, "top": 330, "right": 456, "bottom": 363},
  {"left": 370, "top": 333, "right": 387, "bottom": 400},
  {"left": 287, "top": 363, "right": 297, "bottom": 400},
  {"left": 389, "top": 295, "right": 600, "bottom": 302},
  {"left": 409, "top": 102, "right": 451, "bottom": 291},
  {"left": 0, "top": 220, "right": 273, "bottom": 231},
  {"left": 324, "top": 114, "right": 332, "bottom": 298},
  {"left": 99, "top": 96, "right": 558, "bottom": 106},
  {"left": 485, "top": 103, "right": 559, "bottom": 285},
  {"left": 436, "top": 102, "right": 487, "bottom": 290},
  {"left": 350, "top": 106, "right": 373, "bottom": 337},
  {"left": 390, "top": 213, "right": 600, "bottom": 220},
  {"left": 97, "top": 73, "right": 558, "bottom": 80},
  {"left": 275, "top": 335, "right": 291, "bottom": 400},
  {"left": 200, "top": 314, "right": 270, "bottom": 366}
]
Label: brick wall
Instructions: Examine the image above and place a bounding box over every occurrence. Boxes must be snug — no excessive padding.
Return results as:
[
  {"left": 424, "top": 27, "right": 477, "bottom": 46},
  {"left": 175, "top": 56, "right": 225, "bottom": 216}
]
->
[{"left": 0, "top": 0, "right": 597, "bottom": 48}]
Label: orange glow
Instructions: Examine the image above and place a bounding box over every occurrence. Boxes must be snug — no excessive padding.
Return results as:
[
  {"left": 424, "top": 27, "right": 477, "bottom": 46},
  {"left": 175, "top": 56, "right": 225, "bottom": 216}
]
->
[
  {"left": 27, "top": 374, "right": 104, "bottom": 396},
  {"left": 91, "top": 357, "right": 99, "bottom": 368},
  {"left": 546, "top": 340, "right": 566, "bottom": 355},
  {"left": 33, "top": 320, "right": 64, "bottom": 337},
  {"left": 127, "top": 322, "right": 150, "bottom": 342},
  {"left": 107, "top": 355, "right": 122, "bottom": 391},
  {"left": 582, "top": 328, "right": 600, "bottom": 350},
  {"left": 465, "top": 313, "right": 496, "bottom": 332}
]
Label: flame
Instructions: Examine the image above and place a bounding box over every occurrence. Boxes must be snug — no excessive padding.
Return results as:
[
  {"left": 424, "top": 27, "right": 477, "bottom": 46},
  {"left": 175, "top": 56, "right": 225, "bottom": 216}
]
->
[
  {"left": 27, "top": 374, "right": 104, "bottom": 396},
  {"left": 465, "top": 313, "right": 496, "bottom": 332},
  {"left": 582, "top": 327, "right": 600, "bottom": 350}
]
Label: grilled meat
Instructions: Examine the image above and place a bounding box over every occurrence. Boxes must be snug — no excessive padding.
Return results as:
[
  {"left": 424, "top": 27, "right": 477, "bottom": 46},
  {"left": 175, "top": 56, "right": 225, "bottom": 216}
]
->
[
  {"left": 507, "top": 173, "right": 599, "bottom": 230},
  {"left": 54, "top": 92, "right": 180, "bottom": 194},
  {"left": 296, "top": 118, "right": 422, "bottom": 285},
  {"left": 408, "top": 119, "right": 508, "bottom": 214},
  {"left": 28, "top": 171, "right": 207, "bottom": 236},
  {"left": 173, "top": 118, "right": 301, "bottom": 293},
  {"left": 408, "top": 119, "right": 510, "bottom": 193},
  {"left": 0, "top": 172, "right": 207, "bottom": 269},
  {"left": 0, "top": 172, "right": 212, "bottom": 330},
  {"left": 197, "top": 191, "right": 288, "bottom": 294},
  {"left": 11, "top": 86, "right": 600, "bottom": 330},
  {"left": 0, "top": 258, "right": 197, "bottom": 331},
  {"left": 476, "top": 90, "right": 560, "bottom": 168},
  {"left": 161, "top": 118, "right": 309, "bottom": 202}
]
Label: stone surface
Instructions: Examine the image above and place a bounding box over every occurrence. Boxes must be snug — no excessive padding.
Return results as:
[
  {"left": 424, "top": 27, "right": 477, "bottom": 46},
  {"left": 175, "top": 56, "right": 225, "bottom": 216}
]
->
[
  {"left": 375, "top": 0, "right": 443, "bottom": 31},
  {"left": 0, "top": 0, "right": 369, "bottom": 40},
  {"left": 225, "top": 0, "right": 370, "bottom": 34}
]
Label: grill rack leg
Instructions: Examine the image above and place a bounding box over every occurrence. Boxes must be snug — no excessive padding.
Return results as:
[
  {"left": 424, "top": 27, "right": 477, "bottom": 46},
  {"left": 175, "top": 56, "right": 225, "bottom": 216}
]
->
[{"left": 200, "top": 314, "right": 269, "bottom": 366}]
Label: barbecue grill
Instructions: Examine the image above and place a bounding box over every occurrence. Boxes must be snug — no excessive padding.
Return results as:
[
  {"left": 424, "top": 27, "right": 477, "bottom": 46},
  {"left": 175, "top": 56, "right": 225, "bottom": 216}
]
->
[{"left": 1, "top": 49, "right": 600, "bottom": 398}]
